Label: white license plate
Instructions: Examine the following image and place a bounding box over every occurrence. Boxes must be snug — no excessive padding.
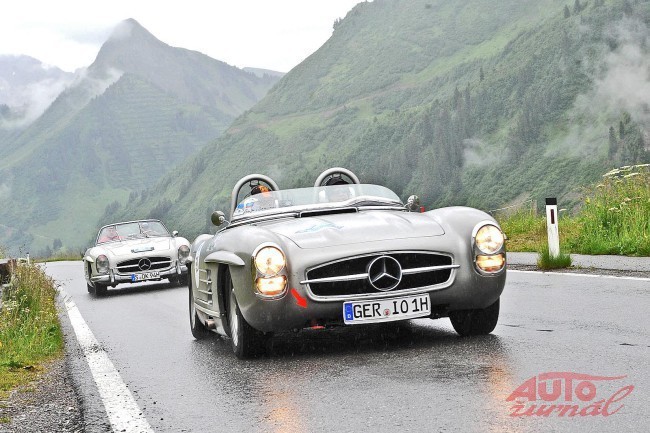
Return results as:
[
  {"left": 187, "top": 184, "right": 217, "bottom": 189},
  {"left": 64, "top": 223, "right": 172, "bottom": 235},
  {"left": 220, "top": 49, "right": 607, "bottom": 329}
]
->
[
  {"left": 343, "top": 294, "right": 431, "bottom": 324},
  {"left": 131, "top": 271, "right": 160, "bottom": 282}
]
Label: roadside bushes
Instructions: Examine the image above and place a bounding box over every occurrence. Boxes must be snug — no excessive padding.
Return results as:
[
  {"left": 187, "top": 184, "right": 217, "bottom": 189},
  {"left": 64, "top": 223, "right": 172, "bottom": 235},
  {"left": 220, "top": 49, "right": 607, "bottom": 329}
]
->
[
  {"left": 568, "top": 164, "right": 650, "bottom": 256},
  {"left": 498, "top": 164, "right": 650, "bottom": 257}
]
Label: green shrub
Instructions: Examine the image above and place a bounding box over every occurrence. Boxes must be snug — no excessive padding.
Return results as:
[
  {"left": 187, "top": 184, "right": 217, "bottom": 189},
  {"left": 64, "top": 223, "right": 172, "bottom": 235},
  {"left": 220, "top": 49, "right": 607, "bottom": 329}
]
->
[{"left": 537, "top": 247, "right": 572, "bottom": 269}]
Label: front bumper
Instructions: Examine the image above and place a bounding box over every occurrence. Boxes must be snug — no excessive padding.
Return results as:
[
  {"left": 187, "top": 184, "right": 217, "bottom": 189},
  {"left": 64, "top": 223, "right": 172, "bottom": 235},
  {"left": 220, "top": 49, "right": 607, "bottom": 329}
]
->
[{"left": 91, "top": 262, "right": 188, "bottom": 286}]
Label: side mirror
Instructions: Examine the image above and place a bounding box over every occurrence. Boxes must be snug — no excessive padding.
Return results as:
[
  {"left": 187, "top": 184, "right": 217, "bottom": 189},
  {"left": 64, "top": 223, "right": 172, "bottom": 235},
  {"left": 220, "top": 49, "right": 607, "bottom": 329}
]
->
[
  {"left": 172, "top": 230, "right": 178, "bottom": 237},
  {"left": 406, "top": 195, "right": 421, "bottom": 212},
  {"left": 211, "top": 211, "right": 227, "bottom": 227}
]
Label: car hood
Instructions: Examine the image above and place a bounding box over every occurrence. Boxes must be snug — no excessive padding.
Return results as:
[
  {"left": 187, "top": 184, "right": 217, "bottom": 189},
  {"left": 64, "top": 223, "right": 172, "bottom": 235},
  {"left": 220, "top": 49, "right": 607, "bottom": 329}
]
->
[
  {"left": 103, "top": 237, "right": 173, "bottom": 256},
  {"left": 262, "top": 211, "right": 445, "bottom": 249}
]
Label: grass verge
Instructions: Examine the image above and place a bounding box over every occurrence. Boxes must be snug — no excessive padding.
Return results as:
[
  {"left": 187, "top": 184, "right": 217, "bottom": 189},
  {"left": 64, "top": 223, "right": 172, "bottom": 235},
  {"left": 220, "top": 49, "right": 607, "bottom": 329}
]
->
[
  {"left": 498, "top": 164, "right": 650, "bottom": 257},
  {"left": 0, "top": 262, "right": 62, "bottom": 400}
]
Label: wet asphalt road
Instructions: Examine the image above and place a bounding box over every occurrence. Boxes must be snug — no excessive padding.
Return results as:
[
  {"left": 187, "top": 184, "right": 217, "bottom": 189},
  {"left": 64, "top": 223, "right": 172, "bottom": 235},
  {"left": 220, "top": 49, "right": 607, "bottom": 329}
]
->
[{"left": 46, "top": 261, "right": 648, "bottom": 433}]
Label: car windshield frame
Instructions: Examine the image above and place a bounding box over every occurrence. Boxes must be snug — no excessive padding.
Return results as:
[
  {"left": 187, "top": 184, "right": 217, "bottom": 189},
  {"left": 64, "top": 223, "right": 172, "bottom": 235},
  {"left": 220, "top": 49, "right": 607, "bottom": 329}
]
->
[
  {"left": 95, "top": 220, "right": 170, "bottom": 245},
  {"left": 231, "top": 184, "right": 403, "bottom": 222}
]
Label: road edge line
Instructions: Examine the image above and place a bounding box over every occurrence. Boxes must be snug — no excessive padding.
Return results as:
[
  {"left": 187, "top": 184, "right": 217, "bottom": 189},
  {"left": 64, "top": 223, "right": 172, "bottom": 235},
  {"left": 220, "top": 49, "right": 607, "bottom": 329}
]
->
[{"left": 60, "top": 288, "right": 154, "bottom": 433}]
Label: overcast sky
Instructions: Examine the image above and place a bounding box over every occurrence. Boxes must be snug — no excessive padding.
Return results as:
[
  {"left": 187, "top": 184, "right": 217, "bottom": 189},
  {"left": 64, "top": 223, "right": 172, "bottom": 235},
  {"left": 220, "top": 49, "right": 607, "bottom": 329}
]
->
[{"left": 0, "top": 0, "right": 365, "bottom": 73}]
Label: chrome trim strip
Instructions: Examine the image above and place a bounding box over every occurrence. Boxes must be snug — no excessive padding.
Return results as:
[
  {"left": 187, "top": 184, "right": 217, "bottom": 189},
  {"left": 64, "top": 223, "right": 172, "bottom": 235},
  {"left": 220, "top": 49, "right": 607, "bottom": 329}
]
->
[
  {"left": 304, "top": 271, "right": 458, "bottom": 302},
  {"left": 300, "top": 273, "right": 369, "bottom": 285},
  {"left": 402, "top": 264, "right": 460, "bottom": 274}
]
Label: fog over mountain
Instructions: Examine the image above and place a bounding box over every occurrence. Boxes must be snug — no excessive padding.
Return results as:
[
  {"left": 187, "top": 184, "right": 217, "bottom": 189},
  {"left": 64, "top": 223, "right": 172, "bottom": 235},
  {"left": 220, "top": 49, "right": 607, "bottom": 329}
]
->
[{"left": 0, "top": 55, "right": 74, "bottom": 128}]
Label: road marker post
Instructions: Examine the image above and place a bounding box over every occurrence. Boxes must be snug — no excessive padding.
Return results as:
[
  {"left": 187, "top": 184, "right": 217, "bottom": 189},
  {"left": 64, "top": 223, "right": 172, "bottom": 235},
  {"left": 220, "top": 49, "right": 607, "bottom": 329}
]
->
[{"left": 545, "top": 198, "right": 560, "bottom": 258}]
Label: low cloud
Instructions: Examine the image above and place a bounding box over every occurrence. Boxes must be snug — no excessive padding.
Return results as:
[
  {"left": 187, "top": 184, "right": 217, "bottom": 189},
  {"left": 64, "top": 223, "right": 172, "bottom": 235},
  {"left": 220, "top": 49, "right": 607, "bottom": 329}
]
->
[
  {"left": 0, "top": 66, "right": 122, "bottom": 130},
  {"left": 555, "top": 16, "right": 650, "bottom": 157},
  {"left": 0, "top": 75, "right": 72, "bottom": 129},
  {"left": 463, "top": 138, "right": 503, "bottom": 167},
  {"left": 0, "top": 183, "right": 10, "bottom": 201}
]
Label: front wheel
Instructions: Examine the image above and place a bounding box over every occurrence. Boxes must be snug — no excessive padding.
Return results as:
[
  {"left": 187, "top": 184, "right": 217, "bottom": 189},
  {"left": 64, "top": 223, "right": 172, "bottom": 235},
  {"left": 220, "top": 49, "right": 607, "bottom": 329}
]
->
[
  {"left": 88, "top": 282, "right": 107, "bottom": 297},
  {"left": 449, "top": 298, "right": 500, "bottom": 336},
  {"left": 225, "top": 270, "right": 269, "bottom": 358}
]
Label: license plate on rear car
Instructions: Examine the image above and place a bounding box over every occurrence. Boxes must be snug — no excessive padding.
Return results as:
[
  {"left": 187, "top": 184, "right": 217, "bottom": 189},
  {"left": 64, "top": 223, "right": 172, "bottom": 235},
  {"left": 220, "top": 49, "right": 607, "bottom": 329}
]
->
[
  {"left": 343, "top": 294, "right": 431, "bottom": 324},
  {"left": 131, "top": 272, "right": 160, "bottom": 282}
]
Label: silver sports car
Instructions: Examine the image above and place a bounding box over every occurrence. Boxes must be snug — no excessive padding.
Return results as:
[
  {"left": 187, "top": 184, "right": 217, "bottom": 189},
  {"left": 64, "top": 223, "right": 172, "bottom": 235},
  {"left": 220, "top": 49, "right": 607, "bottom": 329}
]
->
[
  {"left": 188, "top": 168, "right": 506, "bottom": 358},
  {"left": 84, "top": 219, "right": 190, "bottom": 296}
]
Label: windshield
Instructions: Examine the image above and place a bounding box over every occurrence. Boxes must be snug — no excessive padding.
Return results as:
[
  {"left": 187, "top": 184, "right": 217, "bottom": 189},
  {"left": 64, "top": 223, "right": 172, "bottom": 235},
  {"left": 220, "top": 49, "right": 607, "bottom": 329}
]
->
[
  {"left": 96, "top": 220, "right": 170, "bottom": 244},
  {"left": 232, "top": 184, "right": 402, "bottom": 219}
]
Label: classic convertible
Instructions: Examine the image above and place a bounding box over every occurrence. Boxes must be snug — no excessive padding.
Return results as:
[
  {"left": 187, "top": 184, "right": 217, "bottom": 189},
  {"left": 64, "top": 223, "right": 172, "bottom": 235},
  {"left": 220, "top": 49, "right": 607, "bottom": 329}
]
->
[
  {"left": 84, "top": 219, "right": 190, "bottom": 296},
  {"left": 188, "top": 168, "right": 506, "bottom": 358}
]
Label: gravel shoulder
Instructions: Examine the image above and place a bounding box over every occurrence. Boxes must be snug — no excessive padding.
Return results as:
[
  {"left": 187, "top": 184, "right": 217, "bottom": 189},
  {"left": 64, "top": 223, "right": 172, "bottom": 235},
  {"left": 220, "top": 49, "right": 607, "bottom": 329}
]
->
[{"left": 0, "top": 356, "right": 83, "bottom": 433}]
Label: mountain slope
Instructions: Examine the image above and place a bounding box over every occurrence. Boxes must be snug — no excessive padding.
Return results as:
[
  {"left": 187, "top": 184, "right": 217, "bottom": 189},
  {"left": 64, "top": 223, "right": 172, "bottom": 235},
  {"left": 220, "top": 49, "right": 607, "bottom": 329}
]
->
[
  {"left": 82, "top": 1, "right": 650, "bottom": 246},
  {"left": 0, "top": 19, "right": 280, "bottom": 254}
]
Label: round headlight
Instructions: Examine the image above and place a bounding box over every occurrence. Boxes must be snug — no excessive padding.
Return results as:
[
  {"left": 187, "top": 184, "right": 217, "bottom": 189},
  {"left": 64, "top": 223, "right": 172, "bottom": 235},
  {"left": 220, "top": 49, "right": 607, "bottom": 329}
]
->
[
  {"left": 96, "top": 254, "right": 109, "bottom": 274},
  {"left": 475, "top": 224, "right": 505, "bottom": 254},
  {"left": 254, "top": 246, "right": 286, "bottom": 276},
  {"left": 178, "top": 245, "right": 190, "bottom": 265}
]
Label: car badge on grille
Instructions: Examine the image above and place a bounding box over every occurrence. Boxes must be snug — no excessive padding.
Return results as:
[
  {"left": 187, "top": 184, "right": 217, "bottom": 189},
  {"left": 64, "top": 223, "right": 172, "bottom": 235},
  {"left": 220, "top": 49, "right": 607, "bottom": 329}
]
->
[
  {"left": 367, "top": 255, "right": 402, "bottom": 291},
  {"left": 138, "top": 258, "right": 152, "bottom": 271}
]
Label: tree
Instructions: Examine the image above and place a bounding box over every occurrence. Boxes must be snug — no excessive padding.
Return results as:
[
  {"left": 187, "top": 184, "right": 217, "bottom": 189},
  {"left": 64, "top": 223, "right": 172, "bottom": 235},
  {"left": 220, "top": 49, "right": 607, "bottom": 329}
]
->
[
  {"left": 53, "top": 238, "right": 63, "bottom": 252},
  {"left": 619, "top": 121, "right": 625, "bottom": 139},
  {"left": 609, "top": 126, "right": 618, "bottom": 159},
  {"left": 479, "top": 66, "right": 485, "bottom": 82},
  {"left": 608, "top": 126, "right": 618, "bottom": 159},
  {"left": 564, "top": 5, "right": 571, "bottom": 18},
  {"left": 573, "top": 0, "right": 582, "bottom": 14},
  {"left": 623, "top": 0, "right": 633, "bottom": 16}
]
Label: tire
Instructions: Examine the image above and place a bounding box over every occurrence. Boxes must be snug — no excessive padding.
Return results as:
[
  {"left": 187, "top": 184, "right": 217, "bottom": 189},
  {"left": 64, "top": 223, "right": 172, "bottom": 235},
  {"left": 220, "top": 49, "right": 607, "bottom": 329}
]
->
[
  {"left": 95, "top": 283, "right": 108, "bottom": 296},
  {"left": 449, "top": 298, "right": 500, "bottom": 336},
  {"left": 189, "top": 270, "right": 210, "bottom": 339},
  {"left": 225, "top": 269, "right": 268, "bottom": 359},
  {"left": 88, "top": 282, "right": 107, "bottom": 297}
]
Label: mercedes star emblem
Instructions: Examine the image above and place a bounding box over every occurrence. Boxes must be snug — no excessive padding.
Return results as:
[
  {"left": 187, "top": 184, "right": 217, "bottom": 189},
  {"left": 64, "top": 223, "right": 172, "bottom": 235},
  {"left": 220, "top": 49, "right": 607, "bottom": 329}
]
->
[
  {"left": 367, "top": 255, "right": 402, "bottom": 291},
  {"left": 138, "top": 258, "right": 152, "bottom": 271}
]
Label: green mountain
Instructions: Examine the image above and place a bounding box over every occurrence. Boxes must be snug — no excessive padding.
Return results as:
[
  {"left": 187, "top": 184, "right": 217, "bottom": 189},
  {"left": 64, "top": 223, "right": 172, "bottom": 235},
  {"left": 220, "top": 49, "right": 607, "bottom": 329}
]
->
[
  {"left": 99, "top": 1, "right": 650, "bottom": 246},
  {"left": 0, "top": 19, "right": 281, "bottom": 254}
]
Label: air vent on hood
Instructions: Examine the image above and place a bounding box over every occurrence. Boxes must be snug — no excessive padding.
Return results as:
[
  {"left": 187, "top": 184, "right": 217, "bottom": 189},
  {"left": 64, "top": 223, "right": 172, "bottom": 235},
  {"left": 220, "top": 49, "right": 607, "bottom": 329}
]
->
[{"left": 299, "top": 207, "right": 358, "bottom": 218}]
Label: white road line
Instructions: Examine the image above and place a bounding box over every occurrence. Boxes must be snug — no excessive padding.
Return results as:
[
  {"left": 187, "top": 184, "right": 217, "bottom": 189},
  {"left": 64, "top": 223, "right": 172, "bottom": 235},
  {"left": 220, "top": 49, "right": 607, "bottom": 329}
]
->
[
  {"left": 62, "top": 289, "right": 154, "bottom": 433},
  {"left": 508, "top": 269, "right": 650, "bottom": 282}
]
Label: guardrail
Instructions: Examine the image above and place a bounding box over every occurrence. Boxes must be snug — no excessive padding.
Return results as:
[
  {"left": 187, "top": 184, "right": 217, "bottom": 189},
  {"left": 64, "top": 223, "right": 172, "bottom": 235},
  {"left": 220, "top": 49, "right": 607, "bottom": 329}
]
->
[{"left": 0, "top": 257, "right": 28, "bottom": 309}]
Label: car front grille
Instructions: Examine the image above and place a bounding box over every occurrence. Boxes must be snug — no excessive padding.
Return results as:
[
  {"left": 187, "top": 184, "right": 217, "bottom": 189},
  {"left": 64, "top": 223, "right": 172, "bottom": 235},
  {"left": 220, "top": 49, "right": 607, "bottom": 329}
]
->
[
  {"left": 304, "top": 252, "right": 456, "bottom": 299},
  {"left": 117, "top": 256, "right": 172, "bottom": 273}
]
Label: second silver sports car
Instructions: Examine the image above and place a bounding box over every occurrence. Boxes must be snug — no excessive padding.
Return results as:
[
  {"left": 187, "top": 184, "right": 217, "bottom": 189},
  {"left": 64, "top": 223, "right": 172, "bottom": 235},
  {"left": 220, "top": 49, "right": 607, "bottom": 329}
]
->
[
  {"left": 187, "top": 168, "right": 507, "bottom": 358},
  {"left": 83, "top": 219, "right": 190, "bottom": 296}
]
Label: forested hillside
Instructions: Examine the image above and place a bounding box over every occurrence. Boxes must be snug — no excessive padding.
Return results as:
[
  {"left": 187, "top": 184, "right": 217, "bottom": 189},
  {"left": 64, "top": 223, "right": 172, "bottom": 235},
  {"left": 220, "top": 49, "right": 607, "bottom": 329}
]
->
[
  {"left": 0, "top": 19, "right": 281, "bottom": 254},
  {"left": 111, "top": 0, "right": 650, "bottom": 243}
]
